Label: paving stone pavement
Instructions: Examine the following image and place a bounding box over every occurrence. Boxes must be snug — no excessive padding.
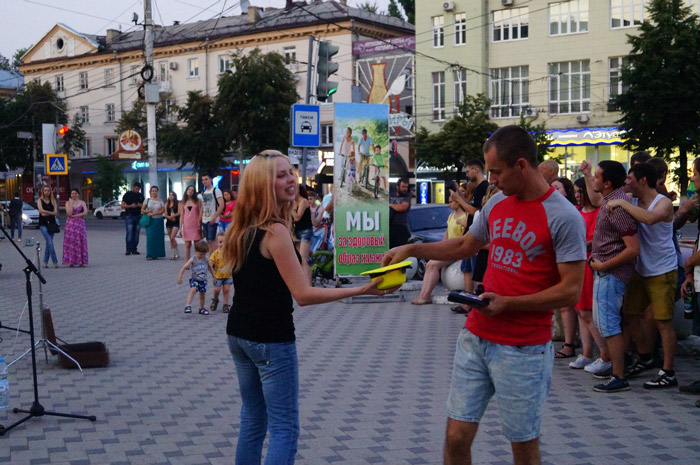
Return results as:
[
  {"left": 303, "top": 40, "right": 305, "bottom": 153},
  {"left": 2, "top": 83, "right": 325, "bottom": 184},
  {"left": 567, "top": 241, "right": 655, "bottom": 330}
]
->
[{"left": 0, "top": 219, "right": 699, "bottom": 465}]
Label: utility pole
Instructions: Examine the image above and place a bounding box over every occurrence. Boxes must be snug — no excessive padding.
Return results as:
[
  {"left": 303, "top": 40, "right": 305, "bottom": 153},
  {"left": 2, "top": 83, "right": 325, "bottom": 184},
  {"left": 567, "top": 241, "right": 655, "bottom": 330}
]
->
[
  {"left": 300, "top": 35, "right": 314, "bottom": 184},
  {"left": 144, "top": 0, "right": 158, "bottom": 188}
]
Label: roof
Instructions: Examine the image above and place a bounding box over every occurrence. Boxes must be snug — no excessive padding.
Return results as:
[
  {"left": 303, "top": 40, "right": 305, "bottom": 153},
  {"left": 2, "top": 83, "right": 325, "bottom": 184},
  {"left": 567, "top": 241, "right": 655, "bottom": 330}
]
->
[
  {"left": 98, "top": 1, "right": 414, "bottom": 53},
  {"left": 56, "top": 22, "right": 102, "bottom": 49},
  {"left": 0, "top": 70, "right": 24, "bottom": 91}
]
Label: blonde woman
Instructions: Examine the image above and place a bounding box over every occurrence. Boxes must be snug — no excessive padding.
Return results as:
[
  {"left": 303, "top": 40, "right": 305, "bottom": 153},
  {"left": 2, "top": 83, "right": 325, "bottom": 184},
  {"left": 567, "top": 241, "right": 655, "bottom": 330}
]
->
[
  {"left": 222, "top": 150, "right": 396, "bottom": 465},
  {"left": 37, "top": 185, "right": 60, "bottom": 267}
]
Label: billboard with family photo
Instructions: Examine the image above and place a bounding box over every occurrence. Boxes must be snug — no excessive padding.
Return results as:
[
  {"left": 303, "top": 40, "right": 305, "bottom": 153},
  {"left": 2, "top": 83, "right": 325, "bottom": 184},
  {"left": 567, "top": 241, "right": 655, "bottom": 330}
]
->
[{"left": 333, "top": 103, "right": 390, "bottom": 275}]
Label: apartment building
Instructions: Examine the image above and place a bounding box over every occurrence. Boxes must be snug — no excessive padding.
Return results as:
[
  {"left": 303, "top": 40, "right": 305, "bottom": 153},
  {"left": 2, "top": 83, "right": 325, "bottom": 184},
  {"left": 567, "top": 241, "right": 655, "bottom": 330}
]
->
[
  {"left": 18, "top": 1, "right": 413, "bottom": 198},
  {"left": 416, "top": 0, "right": 700, "bottom": 179}
]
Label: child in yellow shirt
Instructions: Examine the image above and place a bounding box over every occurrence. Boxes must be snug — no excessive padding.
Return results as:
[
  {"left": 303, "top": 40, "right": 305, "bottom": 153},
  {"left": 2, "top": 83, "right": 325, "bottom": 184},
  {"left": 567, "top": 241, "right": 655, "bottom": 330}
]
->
[{"left": 209, "top": 232, "right": 233, "bottom": 313}]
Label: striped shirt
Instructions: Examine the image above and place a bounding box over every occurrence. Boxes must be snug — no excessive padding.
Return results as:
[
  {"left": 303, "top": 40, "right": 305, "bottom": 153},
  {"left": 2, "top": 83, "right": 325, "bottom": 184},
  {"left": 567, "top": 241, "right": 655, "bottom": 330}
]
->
[{"left": 591, "top": 188, "right": 638, "bottom": 283}]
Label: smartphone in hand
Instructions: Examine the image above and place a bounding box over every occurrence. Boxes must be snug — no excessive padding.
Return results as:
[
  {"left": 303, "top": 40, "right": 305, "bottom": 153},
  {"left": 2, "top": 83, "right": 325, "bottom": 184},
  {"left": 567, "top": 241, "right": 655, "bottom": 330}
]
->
[{"left": 448, "top": 291, "right": 489, "bottom": 308}]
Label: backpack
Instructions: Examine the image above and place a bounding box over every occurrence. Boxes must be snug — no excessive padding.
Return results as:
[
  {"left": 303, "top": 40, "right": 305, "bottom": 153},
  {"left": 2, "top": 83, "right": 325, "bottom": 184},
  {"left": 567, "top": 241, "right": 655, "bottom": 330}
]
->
[{"left": 201, "top": 187, "right": 222, "bottom": 210}]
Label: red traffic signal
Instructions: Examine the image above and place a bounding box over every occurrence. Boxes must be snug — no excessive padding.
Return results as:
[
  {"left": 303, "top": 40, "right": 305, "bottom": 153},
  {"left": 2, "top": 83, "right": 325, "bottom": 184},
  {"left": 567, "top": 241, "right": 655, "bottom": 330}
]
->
[{"left": 57, "top": 125, "right": 69, "bottom": 137}]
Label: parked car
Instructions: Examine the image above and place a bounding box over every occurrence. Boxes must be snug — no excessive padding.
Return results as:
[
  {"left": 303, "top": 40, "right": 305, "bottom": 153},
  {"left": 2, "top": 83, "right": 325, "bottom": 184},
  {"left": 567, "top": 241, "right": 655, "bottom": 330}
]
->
[
  {"left": 407, "top": 204, "right": 451, "bottom": 279},
  {"left": 1, "top": 201, "right": 40, "bottom": 228},
  {"left": 93, "top": 200, "right": 124, "bottom": 219}
]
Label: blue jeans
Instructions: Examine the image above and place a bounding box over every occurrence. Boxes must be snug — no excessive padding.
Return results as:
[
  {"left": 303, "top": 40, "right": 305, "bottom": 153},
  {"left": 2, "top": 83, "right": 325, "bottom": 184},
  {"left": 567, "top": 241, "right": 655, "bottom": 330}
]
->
[
  {"left": 39, "top": 225, "right": 58, "bottom": 265},
  {"left": 9, "top": 215, "right": 22, "bottom": 239},
  {"left": 446, "top": 329, "right": 553, "bottom": 442},
  {"left": 592, "top": 271, "right": 626, "bottom": 337},
  {"left": 124, "top": 215, "right": 141, "bottom": 253},
  {"left": 228, "top": 336, "right": 299, "bottom": 465}
]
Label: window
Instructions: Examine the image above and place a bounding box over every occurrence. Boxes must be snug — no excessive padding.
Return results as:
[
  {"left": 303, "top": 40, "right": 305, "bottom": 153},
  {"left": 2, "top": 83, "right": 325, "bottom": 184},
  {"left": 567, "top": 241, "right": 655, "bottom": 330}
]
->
[
  {"left": 33, "top": 78, "right": 41, "bottom": 84},
  {"left": 159, "top": 62, "right": 168, "bottom": 81},
  {"left": 490, "top": 66, "right": 530, "bottom": 118},
  {"left": 104, "top": 68, "right": 114, "bottom": 87},
  {"left": 432, "top": 71, "right": 445, "bottom": 121},
  {"left": 188, "top": 58, "right": 199, "bottom": 78},
  {"left": 105, "top": 103, "right": 115, "bottom": 123},
  {"left": 79, "top": 106, "right": 89, "bottom": 124},
  {"left": 611, "top": 0, "right": 648, "bottom": 29},
  {"left": 218, "top": 55, "right": 232, "bottom": 74},
  {"left": 432, "top": 16, "right": 444, "bottom": 48},
  {"left": 321, "top": 124, "right": 333, "bottom": 146},
  {"left": 55, "top": 75, "right": 64, "bottom": 92},
  {"left": 164, "top": 98, "right": 175, "bottom": 118},
  {"left": 404, "top": 67, "right": 413, "bottom": 90},
  {"left": 549, "top": 1, "right": 589, "bottom": 36},
  {"left": 283, "top": 47, "right": 296, "bottom": 65},
  {"left": 493, "top": 7, "right": 529, "bottom": 42},
  {"left": 106, "top": 137, "right": 117, "bottom": 155},
  {"left": 130, "top": 65, "right": 139, "bottom": 85},
  {"left": 454, "top": 13, "right": 467, "bottom": 46},
  {"left": 609, "top": 56, "right": 630, "bottom": 106},
  {"left": 453, "top": 68, "right": 467, "bottom": 115},
  {"left": 548, "top": 60, "right": 590, "bottom": 114},
  {"left": 79, "top": 71, "right": 89, "bottom": 90},
  {"left": 81, "top": 139, "right": 91, "bottom": 158}
]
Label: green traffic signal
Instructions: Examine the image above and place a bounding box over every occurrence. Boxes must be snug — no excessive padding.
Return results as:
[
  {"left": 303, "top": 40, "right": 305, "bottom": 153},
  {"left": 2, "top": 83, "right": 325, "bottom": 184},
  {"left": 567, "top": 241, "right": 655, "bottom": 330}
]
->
[{"left": 316, "top": 41, "right": 339, "bottom": 102}]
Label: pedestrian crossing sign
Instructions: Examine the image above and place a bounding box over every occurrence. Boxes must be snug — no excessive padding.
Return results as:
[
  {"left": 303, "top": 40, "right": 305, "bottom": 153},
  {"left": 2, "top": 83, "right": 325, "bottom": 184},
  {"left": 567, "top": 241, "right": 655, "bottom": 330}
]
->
[{"left": 46, "top": 153, "right": 68, "bottom": 175}]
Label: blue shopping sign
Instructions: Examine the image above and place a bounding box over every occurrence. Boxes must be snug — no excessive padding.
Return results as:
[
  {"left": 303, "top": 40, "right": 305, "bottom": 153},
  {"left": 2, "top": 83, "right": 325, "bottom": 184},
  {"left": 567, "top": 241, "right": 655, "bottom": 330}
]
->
[
  {"left": 46, "top": 153, "right": 68, "bottom": 175},
  {"left": 291, "top": 104, "right": 320, "bottom": 147}
]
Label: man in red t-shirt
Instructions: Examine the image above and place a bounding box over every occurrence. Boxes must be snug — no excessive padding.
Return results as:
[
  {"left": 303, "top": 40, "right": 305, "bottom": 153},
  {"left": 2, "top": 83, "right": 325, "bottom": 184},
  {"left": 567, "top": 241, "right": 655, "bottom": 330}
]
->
[{"left": 384, "top": 125, "right": 586, "bottom": 465}]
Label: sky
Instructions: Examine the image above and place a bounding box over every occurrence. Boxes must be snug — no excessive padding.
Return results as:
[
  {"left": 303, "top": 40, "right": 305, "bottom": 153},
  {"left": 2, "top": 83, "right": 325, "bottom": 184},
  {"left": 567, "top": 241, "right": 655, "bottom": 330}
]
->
[{"left": 1, "top": 0, "right": 396, "bottom": 62}]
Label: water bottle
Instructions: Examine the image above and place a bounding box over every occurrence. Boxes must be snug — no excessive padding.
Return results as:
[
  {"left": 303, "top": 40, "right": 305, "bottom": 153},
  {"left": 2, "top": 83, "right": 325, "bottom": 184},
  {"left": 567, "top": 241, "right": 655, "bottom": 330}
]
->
[
  {"left": 684, "top": 283, "right": 695, "bottom": 319},
  {"left": 0, "top": 357, "right": 8, "bottom": 410}
]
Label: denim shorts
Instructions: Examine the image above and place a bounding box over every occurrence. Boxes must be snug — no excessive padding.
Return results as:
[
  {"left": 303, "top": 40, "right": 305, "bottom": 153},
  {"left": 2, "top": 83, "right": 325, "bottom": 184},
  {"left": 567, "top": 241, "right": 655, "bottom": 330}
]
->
[
  {"left": 592, "top": 271, "right": 626, "bottom": 337},
  {"left": 446, "top": 329, "right": 553, "bottom": 442},
  {"left": 460, "top": 256, "right": 476, "bottom": 273},
  {"left": 215, "top": 277, "right": 233, "bottom": 287},
  {"left": 296, "top": 228, "right": 313, "bottom": 244},
  {"left": 202, "top": 222, "right": 218, "bottom": 241}
]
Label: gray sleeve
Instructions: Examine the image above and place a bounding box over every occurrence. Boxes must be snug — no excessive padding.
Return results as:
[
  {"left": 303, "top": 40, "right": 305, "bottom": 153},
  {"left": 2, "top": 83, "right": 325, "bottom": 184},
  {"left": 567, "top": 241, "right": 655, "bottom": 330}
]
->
[
  {"left": 468, "top": 192, "right": 505, "bottom": 242},
  {"left": 544, "top": 195, "right": 587, "bottom": 263}
]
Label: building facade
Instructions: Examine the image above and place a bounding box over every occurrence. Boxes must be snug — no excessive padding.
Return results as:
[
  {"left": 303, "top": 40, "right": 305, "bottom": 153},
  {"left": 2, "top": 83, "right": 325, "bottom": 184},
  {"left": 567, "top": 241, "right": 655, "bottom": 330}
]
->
[
  {"left": 415, "top": 0, "right": 700, "bottom": 181},
  {"left": 18, "top": 1, "right": 413, "bottom": 201}
]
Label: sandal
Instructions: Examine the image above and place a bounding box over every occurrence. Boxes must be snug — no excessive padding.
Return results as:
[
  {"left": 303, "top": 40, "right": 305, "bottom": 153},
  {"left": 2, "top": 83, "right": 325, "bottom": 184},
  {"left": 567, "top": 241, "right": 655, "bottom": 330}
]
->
[
  {"left": 450, "top": 305, "right": 470, "bottom": 315},
  {"left": 222, "top": 304, "right": 230, "bottom": 314},
  {"left": 184, "top": 306, "right": 192, "bottom": 314},
  {"left": 210, "top": 298, "right": 219, "bottom": 312},
  {"left": 199, "top": 308, "right": 210, "bottom": 315},
  {"left": 411, "top": 297, "right": 432, "bottom": 305},
  {"left": 555, "top": 343, "right": 576, "bottom": 359}
]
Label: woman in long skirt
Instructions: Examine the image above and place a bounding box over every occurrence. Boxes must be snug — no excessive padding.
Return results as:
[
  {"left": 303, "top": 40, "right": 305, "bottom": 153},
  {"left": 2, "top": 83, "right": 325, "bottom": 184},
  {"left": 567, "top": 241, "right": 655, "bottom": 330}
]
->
[
  {"left": 142, "top": 186, "right": 166, "bottom": 260},
  {"left": 62, "top": 188, "right": 89, "bottom": 266}
]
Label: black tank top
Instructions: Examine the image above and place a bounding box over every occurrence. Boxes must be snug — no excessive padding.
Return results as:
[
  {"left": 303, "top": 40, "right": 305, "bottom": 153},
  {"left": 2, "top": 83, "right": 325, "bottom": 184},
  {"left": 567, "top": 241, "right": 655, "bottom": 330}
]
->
[
  {"left": 295, "top": 204, "right": 312, "bottom": 232},
  {"left": 38, "top": 199, "right": 55, "bottom": 227},
  {"left": 227, "top": 228, "right": 300, "bottom": 343}
]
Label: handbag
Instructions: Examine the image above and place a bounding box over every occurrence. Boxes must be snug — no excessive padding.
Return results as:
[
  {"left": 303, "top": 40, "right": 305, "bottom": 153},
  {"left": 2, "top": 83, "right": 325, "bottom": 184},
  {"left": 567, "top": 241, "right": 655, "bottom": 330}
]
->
[
  {"left": 139, "top": 199, "right": 151, "bottom": 228},
  {"left": 46, "top": 217, "right": 60, "bottom": 233}
]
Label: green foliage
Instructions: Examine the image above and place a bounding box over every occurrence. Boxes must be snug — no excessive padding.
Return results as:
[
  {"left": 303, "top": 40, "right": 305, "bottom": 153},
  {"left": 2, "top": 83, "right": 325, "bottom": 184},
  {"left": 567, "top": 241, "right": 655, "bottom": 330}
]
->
[
  {"left": 415, "top": 94, "right": 497, "bottom": 176},
  {"left": 0, "top": 54, "right": 9, "bottom": 71},
  {"left": 616, "top": 0, "right": 700, "bottom": 194},
  {"left": 397, "top": 0, "right": 414, "bottom": 24},
  {"left": 388, "top": 0, "right": 403, "bottom": 20},
  {"left": 158, "top": 91, "right": 230, "bottom": 173},
  {"left": 92, "top": 156, "right": 126, "bottom": 201},
  {"left": 215, "top": 48, "right": 299, "bottom": 157},
  {"left": 115, "top": 97, "right": 170, "bottom": 147},
  {"left": 517, "top": 115, "right": 554, "bottom": 163},
  {"left": 358, "top": 1, "right": 380, "bottom": 14},
  {"left": 12, "top": 47, "right": 30, "bottom": 70},
  {"left": 62, "top": 113, "right": 86, "bottom": 158}
]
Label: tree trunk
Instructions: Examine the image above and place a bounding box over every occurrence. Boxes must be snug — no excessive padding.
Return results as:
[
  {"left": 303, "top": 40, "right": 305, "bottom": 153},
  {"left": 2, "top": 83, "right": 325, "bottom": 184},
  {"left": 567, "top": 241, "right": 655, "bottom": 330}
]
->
[{"left": 680, "top": 147, "right": 688, "bottom": 197}]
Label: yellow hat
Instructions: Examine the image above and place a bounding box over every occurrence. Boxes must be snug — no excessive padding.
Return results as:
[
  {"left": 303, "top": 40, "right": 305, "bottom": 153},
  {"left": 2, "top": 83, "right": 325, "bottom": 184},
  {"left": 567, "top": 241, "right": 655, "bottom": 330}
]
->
[{"left": 360, "top": 260, "right": 413, "bottom": 290}]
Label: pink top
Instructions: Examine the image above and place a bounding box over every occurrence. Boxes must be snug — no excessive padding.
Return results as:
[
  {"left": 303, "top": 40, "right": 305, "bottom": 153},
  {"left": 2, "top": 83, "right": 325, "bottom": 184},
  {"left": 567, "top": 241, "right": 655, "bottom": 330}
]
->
[{"left": 219, "top": 201, "right": 235, "bottom": 224}]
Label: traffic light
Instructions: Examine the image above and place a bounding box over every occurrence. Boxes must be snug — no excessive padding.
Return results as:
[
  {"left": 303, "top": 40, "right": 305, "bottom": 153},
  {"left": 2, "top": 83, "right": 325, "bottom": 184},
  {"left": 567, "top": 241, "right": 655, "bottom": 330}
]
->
[
  {"left": 316, "top": 41, "right": 339, "bottom": 102},
  {"left": 57, "top": 125, "right": 69, "bottom": 137}
]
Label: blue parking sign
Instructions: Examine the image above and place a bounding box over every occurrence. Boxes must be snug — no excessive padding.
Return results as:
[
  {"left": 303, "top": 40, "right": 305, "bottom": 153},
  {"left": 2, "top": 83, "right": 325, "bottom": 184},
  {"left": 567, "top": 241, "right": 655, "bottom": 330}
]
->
[{"left": 291, "top": 104, "right": 320, "bottom": 147}]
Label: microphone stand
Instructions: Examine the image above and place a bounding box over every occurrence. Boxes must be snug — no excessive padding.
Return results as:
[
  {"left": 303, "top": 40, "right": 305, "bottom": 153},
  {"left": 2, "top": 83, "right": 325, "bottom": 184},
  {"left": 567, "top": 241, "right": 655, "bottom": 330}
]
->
[{"left": 0, "top": 224, "right": 95, "bottom": 436}]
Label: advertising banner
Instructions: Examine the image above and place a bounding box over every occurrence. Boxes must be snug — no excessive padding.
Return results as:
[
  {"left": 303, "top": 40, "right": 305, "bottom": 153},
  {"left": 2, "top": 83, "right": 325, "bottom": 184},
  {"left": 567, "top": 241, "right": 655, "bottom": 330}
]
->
[{"left": 333, "top": 103, "right": 390, "bottom": 275}]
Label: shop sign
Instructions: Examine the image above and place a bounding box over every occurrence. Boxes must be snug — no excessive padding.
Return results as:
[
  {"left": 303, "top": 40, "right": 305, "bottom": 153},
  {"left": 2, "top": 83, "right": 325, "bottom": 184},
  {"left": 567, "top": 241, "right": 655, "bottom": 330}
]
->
[{"left": 548, "top": 127, "right": 626, "bottom": 146}]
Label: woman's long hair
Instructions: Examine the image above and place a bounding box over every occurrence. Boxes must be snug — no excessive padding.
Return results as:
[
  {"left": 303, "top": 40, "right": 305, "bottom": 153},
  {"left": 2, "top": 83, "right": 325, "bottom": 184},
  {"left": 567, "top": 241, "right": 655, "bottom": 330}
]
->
[
  {"left": 40, "top": 184, "right": 57, "bottom": 210},
  {"left": 223, "top": 150, "right": 295, "bottom": 273},
  {"left": 574, "top": 177, "right": 593, "bottom": 209},
  {"left": 554, "top": 177, "right": 577, "bottom": 206},
  {"left": 167, "top": 191, "right": 179, "bottom": 212}
]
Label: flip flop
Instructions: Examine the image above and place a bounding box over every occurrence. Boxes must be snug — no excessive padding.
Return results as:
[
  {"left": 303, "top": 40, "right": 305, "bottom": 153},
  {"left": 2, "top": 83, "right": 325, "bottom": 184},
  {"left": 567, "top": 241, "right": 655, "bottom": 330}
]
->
[{"left": 411, "top": 297, "right": 432, "bottom": 305}]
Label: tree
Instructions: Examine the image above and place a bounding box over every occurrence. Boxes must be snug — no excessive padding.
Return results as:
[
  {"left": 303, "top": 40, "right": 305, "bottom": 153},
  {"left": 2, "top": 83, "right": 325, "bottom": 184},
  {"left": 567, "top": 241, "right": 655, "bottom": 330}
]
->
[
  {"left": 0, "top": 54, "right": 9, "bottom": 71},
  {"left": 387, "top": 0, "right": 414, "bottom": 24},
  {"left": 415, "top": 94, "right": 497, "bottom": 176},
  {"left": 115, "top": 97, "right": 170, "bottom": 147},
  {"left": 92, "top": 156, "right": 126, "bottom": 201},
  {"left": 215, "top": 48, "right": 299, "bottom": 157},
  {"left": 158, "top": 91, "right": 231, "bottom": 172},
  {"left": 517, "top": 115, "right": 554, "bottom": 163},
  {"left": 358, "top": 1, "right": 381, "bottom": 14},
  {"left": 13, "top": 46, "right": 30, "bottom": 70},
  {"left": 616, "top": 0, "right": 700, "bottom": 195}
]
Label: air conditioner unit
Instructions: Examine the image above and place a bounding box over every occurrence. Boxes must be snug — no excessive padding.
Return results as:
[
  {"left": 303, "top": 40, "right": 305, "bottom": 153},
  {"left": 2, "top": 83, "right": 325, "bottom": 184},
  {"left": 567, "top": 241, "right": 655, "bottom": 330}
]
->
[
  {"left": 502, "top": 0, "right": 514, "bottom": 6},
  {"left": 169, "top": 62, "right": 178, "bottom": 70},
  {"left": 442, "top": 1, "right": 455, "bottom": 11},
  {"left": 576, "top": 114, "right": 590, "bottom": 124},
  {"left": 523, "top": 107, "right": 538, "bottom": 118}
]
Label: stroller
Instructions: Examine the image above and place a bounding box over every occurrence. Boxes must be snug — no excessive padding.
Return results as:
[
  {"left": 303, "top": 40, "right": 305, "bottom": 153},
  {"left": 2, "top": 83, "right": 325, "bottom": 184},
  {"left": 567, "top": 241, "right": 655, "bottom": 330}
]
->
[{"left": 310, "top": 220, "right": 335, "bottom": 287}]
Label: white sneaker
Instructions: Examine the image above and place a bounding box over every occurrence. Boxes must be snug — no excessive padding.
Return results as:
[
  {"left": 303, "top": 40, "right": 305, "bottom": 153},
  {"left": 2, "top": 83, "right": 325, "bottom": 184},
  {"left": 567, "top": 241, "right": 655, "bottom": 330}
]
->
[
  {"left": 569, "top": 354, "right": 595, "bottom": 369},
  {"left": 584, "top": 358, "right": 612, "bottom": 375}
]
